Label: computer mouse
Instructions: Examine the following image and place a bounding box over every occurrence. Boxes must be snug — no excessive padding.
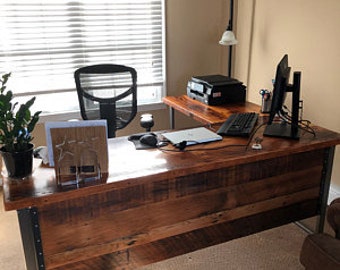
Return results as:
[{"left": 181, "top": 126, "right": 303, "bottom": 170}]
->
[{"left": 139, "top": 134, "right": 158, "bottom": 147}]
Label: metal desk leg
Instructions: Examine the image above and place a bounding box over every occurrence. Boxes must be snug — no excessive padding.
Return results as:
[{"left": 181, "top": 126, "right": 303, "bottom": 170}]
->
[
  {"left": 295, "top": 146, "right": 335, "bottom": 234},
  {"left": 169, "top": 107, "right": 175, "bottom": 129},
  {"left": 316, "top": 146, "right": 335, "bottom": 233},
  {"left": 17, "top": 208, "right": 45, "bottom": 270}
]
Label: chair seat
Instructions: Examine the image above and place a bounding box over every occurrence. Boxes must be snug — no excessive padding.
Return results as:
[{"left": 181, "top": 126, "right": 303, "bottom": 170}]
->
[{"left": 300, "top": 233, "right": 340, "bottom": 270}]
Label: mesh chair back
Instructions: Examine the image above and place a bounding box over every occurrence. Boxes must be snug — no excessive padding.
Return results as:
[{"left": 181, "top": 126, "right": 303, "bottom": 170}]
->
[{"left": 74, "top": 64, "right": 137, "bottom": 138}]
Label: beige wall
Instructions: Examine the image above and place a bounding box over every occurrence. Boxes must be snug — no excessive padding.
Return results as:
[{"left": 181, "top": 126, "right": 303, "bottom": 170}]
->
[
  {"left": 166, "top": 0, "right": 228, "bottom": 94},
  {"left": 235, "top": 0, "right": 340, "bottom": 191}
]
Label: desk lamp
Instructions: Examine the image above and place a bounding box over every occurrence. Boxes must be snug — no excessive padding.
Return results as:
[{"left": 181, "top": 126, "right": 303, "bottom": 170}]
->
[{"left": 219, "top": 0, "right": 238, "bottom": 77}]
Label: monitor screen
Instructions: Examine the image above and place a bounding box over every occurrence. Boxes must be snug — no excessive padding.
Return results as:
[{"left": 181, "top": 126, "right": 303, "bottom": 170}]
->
[{"left": 267, "top": 54, "right": 290, "bottom": 125}]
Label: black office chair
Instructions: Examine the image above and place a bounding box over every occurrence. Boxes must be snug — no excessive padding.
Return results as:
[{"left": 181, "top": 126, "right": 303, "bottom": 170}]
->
[{"left": 74, "top": 64, "right": 137, "bottom": 138}]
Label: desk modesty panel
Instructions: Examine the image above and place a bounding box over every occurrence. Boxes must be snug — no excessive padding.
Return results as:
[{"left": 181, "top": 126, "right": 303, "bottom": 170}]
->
[{"left": 2, "top": 122, "right": 340, "bottom": 269}]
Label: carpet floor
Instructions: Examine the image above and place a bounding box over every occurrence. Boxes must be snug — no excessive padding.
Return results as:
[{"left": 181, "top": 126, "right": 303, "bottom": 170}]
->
[
  {"left": 140, "top": 222, "right": 307, "bottom": 270},
  {"left": 0, "top": 187, "right": 310, "bottom": 269}
]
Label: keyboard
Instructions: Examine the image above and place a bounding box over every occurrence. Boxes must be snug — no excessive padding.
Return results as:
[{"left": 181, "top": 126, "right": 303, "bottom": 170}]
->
[{"left": 217, "top": 112, "right": 258, "bottom": 137}]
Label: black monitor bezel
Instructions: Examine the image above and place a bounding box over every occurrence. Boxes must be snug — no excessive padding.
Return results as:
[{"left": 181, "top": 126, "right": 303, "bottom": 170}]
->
[{"left": 267, "top": 54, "right": 290, "bottom": 125}]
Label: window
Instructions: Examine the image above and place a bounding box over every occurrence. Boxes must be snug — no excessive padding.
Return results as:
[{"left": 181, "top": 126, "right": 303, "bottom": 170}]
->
[{"left": 0, "top": 0, "right": 165, "bottom": 117}]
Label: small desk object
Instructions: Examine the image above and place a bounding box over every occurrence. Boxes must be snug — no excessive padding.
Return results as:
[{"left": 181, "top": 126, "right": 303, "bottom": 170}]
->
[
  {"left": 2, "top": 102, "right": 340, "bottom": 269},
  {"left": 45, "top": 121, "right": 108, "bottom": 187},
  {"left": 162, "top": 95, "right": 261, "bottom": 129}
]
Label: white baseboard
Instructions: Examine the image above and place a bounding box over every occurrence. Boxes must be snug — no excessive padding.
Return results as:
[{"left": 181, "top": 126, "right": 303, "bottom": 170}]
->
[{"left": 328, "top": 186, "right": 340, "bottom": 204}]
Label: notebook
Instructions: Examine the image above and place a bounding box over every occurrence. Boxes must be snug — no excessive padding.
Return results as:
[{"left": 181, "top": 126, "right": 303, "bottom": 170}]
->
[{"left": 161, "top": 127, "right": 222, "bottom": 146}]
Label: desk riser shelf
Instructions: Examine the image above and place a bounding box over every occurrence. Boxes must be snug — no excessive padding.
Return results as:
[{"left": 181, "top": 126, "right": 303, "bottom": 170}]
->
[{"left": 163, "top": 95, "right": 261, "bottom": 127}]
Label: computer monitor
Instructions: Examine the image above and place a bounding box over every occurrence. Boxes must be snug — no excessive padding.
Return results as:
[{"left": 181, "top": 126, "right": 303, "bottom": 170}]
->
[{"left": 263, "top": 54, "right": 301, "bottom": 139}]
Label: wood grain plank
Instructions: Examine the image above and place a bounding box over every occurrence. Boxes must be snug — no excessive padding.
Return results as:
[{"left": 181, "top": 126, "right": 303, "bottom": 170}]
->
[
  {"left": 49, "top": 199, "right": 319, "bottom": 270},
  {"left": 3, "top": 129, "right": 339, "bottom": 211}
]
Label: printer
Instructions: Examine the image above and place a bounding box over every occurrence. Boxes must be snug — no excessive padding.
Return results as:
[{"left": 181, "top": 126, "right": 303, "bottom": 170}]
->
[{"left": 187, "top": 74, "right": 246, "bottom": 105}]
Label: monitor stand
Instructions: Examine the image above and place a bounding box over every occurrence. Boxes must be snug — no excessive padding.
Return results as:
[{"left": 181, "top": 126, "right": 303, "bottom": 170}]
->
[
  {"left": 263, "top": 121, "right": 300, "bottom": 139},
  {"left": 263, "top": 71, "right": 301, "bottom": 140}
]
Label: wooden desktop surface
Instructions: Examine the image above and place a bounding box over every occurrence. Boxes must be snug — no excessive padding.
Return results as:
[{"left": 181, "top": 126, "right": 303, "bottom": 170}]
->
[
  {"left": 2, "top": 105, "right": 340, "bottom": 269},
  {"left": 162, "top": 95, "right": 262, "bottom": 126}
]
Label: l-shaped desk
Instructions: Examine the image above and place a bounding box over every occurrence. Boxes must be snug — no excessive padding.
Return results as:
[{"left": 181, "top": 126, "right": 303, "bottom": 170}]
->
[{"left": 2, "top": 96, "right": 340, "bottom": 269}]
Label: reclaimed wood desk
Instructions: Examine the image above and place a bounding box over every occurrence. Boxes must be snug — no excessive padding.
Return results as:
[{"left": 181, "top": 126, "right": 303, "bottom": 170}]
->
[
  {"left": 162, "top": 95, "right": 261, "bottom": 128},
  {"left": 2, "top": 115, "right": 340, "bottom": 269}
]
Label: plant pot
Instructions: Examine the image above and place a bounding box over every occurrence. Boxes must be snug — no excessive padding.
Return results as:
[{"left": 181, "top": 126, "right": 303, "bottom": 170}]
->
[{"left": 0, "top": 143, "right": 34, "bottom": 178}]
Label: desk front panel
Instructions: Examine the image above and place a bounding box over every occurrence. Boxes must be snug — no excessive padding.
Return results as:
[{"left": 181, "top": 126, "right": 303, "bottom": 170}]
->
[{"left": 38, "top": 148, "right": 325, "bottom": 269}]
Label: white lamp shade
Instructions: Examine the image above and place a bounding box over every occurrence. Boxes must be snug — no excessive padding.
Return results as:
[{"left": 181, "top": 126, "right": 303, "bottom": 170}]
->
[{"left": 219, "top": 30, "right": 238, "bottom": 46}]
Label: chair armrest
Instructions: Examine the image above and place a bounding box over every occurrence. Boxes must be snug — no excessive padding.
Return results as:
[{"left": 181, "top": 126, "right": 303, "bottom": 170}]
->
[{"left": 327, "top": 198, "right": 340, "bottom": 239}]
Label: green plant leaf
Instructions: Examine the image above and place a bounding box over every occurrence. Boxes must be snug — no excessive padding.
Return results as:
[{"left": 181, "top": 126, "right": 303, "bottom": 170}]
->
[{"left": 0, "top": 72, "right": 40, "bottom": 152}]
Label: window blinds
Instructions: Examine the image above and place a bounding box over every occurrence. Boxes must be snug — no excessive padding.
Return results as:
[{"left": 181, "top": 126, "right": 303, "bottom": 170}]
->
[{"left": 0, "top": 0, "right": 164, "bottom": 113}]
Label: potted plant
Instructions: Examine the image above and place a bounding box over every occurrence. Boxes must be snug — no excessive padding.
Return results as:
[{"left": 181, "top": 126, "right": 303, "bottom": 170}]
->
[{"left": 0, "top": 73, "right": 41, "bottom": 178}]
